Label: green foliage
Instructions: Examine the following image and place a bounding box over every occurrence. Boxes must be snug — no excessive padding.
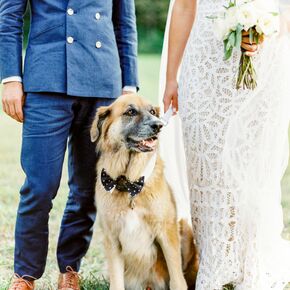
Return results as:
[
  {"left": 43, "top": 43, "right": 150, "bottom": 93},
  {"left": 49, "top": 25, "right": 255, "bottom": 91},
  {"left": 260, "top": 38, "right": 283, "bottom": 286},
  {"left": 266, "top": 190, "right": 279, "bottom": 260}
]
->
[
  {"left": 138, "top": 28, "right": 165, "bottom": 54},
  {"left": 223, "top": 24, "right": 243, "bottom": 61},
  {"left": 135, "top": 0, "right": 169, "bottom": 53},
  {"left": 23, "top": 4, "right": 30, "bottom": 48},
  {"left": 80, "top": 275, "right": 109, "bottom": 290},
  {"left": 135, "top": 0, "right": 169, "bottom": 32},
  {"left": 248, "top": 27, "right": 260, "bottom": 45},
  {"left": 225, "top": 0, "right": 237, "bottom": 9},
  {"left": 224, "top": 284, "right": 235, "bottom": 290},
  {"left": 235, "top": 24, "right": 243, "bottom": 48}
]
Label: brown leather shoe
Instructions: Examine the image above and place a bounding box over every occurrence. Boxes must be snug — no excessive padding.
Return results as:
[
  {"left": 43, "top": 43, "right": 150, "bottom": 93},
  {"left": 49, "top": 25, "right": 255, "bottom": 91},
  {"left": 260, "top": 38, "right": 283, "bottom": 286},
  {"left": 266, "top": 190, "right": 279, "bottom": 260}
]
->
[
  {"left": 58, "top": 266, "right": 80, "bottom": 290},
  {"left": 9, "top": 274, "right": 35, "bottom": 290}
]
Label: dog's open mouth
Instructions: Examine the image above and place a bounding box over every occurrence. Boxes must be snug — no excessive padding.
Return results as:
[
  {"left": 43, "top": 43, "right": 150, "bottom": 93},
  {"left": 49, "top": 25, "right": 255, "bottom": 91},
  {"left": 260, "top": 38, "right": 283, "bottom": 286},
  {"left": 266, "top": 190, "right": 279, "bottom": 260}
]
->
[{"left": 127, "top": 136, "right": 158, "bottom": 152}]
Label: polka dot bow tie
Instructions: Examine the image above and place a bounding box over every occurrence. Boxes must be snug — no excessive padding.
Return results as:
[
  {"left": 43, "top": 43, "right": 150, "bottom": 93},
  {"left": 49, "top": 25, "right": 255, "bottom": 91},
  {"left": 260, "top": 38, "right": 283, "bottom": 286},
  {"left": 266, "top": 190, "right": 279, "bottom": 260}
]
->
[{"left": 101, "top": 168, "right": 145, "bottom": 197}]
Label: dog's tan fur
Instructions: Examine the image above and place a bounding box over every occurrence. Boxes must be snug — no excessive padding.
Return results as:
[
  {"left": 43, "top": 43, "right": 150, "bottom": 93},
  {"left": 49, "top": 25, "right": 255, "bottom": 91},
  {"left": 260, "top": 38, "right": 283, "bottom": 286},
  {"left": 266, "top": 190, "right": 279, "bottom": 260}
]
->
[{"left": 91, "top": 94, "right": 198, "bottom": 290}]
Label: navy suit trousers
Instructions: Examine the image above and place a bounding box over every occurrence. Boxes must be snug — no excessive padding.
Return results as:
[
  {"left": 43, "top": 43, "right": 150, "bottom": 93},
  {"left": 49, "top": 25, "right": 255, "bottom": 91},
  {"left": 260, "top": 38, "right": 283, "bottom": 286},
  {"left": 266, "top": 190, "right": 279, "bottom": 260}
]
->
[{"left": 15, "top": 92, "right": 113, "bottom": 278}]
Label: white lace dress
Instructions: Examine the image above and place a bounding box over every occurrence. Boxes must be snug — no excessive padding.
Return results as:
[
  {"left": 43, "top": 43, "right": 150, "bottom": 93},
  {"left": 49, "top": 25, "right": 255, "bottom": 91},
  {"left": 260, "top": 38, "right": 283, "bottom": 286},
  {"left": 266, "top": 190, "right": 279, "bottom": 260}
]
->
[{"left": 176, "top": 0, "right": 290, "bottom": 289}]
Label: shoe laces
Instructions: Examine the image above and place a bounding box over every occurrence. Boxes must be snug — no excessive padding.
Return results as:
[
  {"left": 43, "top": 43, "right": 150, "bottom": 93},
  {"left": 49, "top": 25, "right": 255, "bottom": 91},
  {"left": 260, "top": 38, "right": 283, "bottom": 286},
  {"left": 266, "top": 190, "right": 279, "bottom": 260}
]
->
[
  {"left": 11, "top": 274, "right": 35, "bottom": 290},
  {"left": 62, "top": 266, "right": 80, "bottom": 288}
]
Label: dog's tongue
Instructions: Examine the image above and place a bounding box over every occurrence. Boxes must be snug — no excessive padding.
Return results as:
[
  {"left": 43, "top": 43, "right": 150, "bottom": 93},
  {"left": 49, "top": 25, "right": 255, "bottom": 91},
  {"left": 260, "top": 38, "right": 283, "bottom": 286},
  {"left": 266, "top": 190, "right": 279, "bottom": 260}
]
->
[{"left": 141, "top": 138, "right": 157, "bottom": 149}]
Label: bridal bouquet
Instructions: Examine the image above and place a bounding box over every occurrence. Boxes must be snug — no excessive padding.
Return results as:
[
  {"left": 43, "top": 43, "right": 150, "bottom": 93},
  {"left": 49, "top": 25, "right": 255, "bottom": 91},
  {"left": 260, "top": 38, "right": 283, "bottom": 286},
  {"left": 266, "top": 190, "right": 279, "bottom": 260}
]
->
[{"left": 209, "top": 0, "right": 280, "bottom": 90}]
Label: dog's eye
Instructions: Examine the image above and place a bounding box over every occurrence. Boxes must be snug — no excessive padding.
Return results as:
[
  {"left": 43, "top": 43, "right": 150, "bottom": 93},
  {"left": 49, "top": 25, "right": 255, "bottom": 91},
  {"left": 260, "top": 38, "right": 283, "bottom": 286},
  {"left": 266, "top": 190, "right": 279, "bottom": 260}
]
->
[
  {"left": 125, "top": 108, "right": 138, "bottom": 117},
  {"left": 150, "top": 109, "right": 156, "bottom": 116}
]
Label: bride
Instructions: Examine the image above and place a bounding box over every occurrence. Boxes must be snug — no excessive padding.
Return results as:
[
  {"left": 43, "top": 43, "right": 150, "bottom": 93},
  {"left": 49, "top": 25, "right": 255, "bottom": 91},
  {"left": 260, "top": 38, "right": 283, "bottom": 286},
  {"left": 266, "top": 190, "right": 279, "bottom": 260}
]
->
[{"left": 160, "top": 0, "right": 290, "bottom": 289}]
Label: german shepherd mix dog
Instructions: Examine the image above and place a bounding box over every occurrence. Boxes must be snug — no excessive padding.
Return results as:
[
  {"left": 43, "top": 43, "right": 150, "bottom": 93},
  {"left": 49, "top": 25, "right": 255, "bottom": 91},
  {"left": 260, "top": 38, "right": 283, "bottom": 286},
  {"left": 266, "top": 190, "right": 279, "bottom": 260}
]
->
[{"left": 90, "top": 94, "right": 198, "bottom": 290}]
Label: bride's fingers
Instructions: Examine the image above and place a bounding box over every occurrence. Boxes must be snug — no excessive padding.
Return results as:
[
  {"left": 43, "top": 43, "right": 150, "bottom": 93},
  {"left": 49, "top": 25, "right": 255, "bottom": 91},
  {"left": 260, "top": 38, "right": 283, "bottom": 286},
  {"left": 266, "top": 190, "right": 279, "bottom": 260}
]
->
[
  {"left": 242, "top": 37, "right": 256, "bottom": 44},
  {"left": 259, "top": 34, "right": 265, "bottom": 44},
  {"left": 172, "top": 94, "right": 178, "bottom": 115},
  {"left": 245, "top": 50, "right": 258, "bottom": 57},
  {"left": 163, "top": 96, "right": 172, "bottom": 113},
  {"left": 241, "top": 43, "right": 258, "bottom": 52},
  {"left": 242, "top": 35, "right": 264, "bottom": 45}
]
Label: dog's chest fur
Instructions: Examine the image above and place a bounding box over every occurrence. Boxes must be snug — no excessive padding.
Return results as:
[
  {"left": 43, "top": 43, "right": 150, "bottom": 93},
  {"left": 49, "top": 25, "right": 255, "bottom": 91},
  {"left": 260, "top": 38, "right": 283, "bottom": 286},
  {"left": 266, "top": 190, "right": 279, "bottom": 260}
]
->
[
  {"left": 121, "top": 208, "right": 168, "bottom": 290},
  {"left": 119, "top": 209, "right": 158, "bottom": 281},
  {"left": 119, "top": 209, "right": 154, "bottom": 254},
  {"left": 98, "top": 194, "right": 168, "bottom": 289}
]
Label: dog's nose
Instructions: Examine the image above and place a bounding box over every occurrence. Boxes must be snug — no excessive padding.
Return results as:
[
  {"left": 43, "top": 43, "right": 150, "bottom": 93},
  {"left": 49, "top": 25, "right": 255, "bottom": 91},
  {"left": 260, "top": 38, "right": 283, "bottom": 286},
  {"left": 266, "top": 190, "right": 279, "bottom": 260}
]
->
[{"left": 150, "top": 121, "right": 163, "bottom": 133}]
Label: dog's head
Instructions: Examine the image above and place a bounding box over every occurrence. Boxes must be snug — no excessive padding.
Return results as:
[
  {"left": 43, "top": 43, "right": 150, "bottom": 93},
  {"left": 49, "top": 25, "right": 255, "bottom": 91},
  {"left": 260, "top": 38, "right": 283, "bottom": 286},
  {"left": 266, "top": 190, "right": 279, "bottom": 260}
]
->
[{"left": 90, "top": 94, "right": 163, "bottom": 153}]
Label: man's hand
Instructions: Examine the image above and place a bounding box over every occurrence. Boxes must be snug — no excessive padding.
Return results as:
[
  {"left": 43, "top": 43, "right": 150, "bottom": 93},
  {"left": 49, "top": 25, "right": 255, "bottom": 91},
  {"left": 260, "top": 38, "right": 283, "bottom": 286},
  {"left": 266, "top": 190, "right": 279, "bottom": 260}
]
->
[
  {"left": 2, "top": 82, "right": 25, "bottom": 122},
  {"left": 122, "top": 90, "right": 134, "bottom": 95}
]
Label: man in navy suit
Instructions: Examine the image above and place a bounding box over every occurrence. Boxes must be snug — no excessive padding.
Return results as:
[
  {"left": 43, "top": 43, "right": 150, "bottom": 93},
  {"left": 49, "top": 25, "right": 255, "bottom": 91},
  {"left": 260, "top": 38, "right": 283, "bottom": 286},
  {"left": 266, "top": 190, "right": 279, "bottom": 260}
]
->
[{"left": 0, "top": 1, "right": 138, "bottom": 289}]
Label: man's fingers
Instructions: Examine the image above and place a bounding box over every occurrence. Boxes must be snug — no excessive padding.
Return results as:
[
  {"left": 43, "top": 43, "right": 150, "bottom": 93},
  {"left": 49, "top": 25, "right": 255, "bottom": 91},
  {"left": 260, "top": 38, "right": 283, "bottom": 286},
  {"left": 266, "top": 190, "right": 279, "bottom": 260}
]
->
[
  {"left": 242, "top": 31, "right": 250, "bottom": 36},
  {"left": 1, "top": 82, "right": 24, "bottom": 122},
  {"left": 3, "top": 99, "right": 11, "bottom": 116},
  {"left": 8, "top": 100, "right": 21, "bottom": 122},
  {"left": 6, "top": 99, "right": 21, "bottom": 122},
  {"left": 2, "top": 98, "right": 8, "bottom": 114},
  {"left": 14, "top": 99, "right": 24, "bottom": 122}
]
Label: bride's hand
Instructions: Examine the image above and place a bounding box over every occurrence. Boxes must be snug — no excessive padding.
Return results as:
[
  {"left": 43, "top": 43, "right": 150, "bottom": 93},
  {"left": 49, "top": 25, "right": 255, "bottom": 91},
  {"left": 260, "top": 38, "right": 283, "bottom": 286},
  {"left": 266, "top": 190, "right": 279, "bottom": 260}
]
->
[
  {"left": 241, "top": 31, "right": 264, "bottom": 57},
  {"left": 163, "top": 80, "right": 178, "bottom": 114}
]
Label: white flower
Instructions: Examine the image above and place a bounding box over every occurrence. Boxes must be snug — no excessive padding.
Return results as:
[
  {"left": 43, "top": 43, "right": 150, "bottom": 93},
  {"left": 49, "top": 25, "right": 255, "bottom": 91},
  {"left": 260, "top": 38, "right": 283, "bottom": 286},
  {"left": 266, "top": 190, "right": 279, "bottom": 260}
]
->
[
  {"left": 209, "top": 0, "right": 280, "bottom": 41},
  {"left": 236, "top": 2, "right": 258, "bottom": 31},
  {"left": 253, "top": 0, "right": 279, "bottom": 14},
  {"left": 225, "top": 6, "right": 240, "bottom": 31},
  {"left": 256, "top": 12, "right": 280, "bottom": 35},
  {"left": 214, "top": 17, "right": 230, "bottom": 40}
]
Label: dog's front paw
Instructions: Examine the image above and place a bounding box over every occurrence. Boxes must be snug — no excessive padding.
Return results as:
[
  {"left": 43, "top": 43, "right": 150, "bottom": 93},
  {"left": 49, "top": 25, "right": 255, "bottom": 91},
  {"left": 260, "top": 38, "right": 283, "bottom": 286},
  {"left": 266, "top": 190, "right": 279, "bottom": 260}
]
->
[
  {"left": 109, "top": 282, "right": 125, "bottom": 290},
  {"left": 170, "top": 278, "right": 187, "bottom": 290},
  {"left": 110, "top": 286, "right": 125, "bottom": 290}
]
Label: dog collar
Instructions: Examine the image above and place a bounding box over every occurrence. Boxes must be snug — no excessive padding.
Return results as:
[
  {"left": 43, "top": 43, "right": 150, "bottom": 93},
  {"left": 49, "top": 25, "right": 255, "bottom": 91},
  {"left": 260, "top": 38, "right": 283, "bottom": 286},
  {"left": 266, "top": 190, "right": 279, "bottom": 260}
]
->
[
  {"left": 101, "top": 169, "right": 145, "bottom": 197},
  {"left": 101, "top": 152, "right": 157, "bottom": 202}
]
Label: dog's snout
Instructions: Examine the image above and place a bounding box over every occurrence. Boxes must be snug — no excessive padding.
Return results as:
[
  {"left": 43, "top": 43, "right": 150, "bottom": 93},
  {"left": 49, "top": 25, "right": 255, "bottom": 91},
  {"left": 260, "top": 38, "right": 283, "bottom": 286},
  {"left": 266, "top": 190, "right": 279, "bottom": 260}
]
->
[{"left": 150, "top": 121, "right": 163, "bottom": 133}]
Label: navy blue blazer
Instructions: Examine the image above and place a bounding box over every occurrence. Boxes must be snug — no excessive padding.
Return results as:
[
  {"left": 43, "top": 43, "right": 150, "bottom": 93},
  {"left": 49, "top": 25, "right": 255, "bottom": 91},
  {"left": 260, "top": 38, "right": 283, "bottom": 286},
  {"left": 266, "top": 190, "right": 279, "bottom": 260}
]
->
[{"left": 0, "top": 0, "right": 139, "bottom": 98}]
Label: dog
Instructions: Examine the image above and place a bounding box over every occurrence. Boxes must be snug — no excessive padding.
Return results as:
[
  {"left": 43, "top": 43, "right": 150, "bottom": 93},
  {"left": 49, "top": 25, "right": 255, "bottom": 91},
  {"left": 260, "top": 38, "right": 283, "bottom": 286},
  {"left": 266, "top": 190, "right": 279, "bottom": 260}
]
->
[{"left": 90, "top": 94, "right": 198, "bottom": 290}]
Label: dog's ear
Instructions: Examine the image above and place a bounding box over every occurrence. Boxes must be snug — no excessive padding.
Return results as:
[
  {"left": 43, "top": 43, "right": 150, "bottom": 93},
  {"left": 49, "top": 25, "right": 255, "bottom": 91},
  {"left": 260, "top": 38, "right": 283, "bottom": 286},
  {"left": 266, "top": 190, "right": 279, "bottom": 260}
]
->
[
  {"left": 154, "top": 106, "right": 160, "bottom": 117},
  {"left": 90, "top": 106, "right": 111, "bottom": 143}
]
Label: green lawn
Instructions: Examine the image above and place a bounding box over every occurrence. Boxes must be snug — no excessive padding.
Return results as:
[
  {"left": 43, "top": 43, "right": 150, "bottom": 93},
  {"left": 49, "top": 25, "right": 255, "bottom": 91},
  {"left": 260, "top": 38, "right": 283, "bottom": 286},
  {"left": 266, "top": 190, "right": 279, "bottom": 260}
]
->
[{"left": 0, "top": 54, "right": 289, "bottom": 290}]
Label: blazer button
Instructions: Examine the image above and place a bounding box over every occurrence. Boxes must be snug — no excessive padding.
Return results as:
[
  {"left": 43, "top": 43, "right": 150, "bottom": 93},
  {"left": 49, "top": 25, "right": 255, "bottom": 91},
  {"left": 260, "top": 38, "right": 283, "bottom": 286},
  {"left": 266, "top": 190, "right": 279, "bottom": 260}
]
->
[
  {"left": 95, "top": 12, "right": 101, "bottom": 20},
  {"left": 67, "top": 37, "right": 74, "bottom": 44},
  {"left": 96, "top": 41, "right": 102, "bottom": 48},
  {"left": 67, "top": 8, "right": 74, "bottom": 16}
]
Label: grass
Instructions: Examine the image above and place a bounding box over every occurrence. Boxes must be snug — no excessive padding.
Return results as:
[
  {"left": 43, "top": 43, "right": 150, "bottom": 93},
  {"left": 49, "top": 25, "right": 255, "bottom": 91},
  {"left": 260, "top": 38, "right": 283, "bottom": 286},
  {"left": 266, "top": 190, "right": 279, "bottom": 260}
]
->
[
  {"left": 80, "top": 275, "right": 109, "bottom": 290},
  {"left": 137, "top": 54, "right": 161, "bottom": 104},
  {"left": 0, "top": 54, "right": 289, "bottom": 289}
]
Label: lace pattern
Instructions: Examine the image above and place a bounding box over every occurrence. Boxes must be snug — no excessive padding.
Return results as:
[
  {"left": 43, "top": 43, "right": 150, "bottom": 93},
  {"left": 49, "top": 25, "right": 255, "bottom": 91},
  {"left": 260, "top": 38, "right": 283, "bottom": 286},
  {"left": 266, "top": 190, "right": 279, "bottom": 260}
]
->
[{"left": 178, "top": 0, "right": 290, "bottom": 289}]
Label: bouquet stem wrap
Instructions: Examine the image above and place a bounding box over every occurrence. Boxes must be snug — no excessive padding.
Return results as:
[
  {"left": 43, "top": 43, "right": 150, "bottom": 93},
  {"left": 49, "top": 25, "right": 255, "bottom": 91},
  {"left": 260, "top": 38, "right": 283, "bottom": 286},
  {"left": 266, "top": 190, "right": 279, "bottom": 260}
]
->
[{"left": 237, "top": 51, "right": 257, "bottom": 90}]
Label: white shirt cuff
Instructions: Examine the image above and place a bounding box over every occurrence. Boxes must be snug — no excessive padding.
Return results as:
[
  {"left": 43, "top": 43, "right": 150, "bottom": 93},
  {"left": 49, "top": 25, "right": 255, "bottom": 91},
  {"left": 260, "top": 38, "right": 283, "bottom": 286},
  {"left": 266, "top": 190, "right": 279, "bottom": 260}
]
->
[
  {"left": 2, "top": 76, "right": 22, "bottom": 84},
  {"left": 2, "top": 78, "right": 136, "bottom": 94},
  {"left": 123, "top": 86, "right": 137, "bottom": 93}
]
